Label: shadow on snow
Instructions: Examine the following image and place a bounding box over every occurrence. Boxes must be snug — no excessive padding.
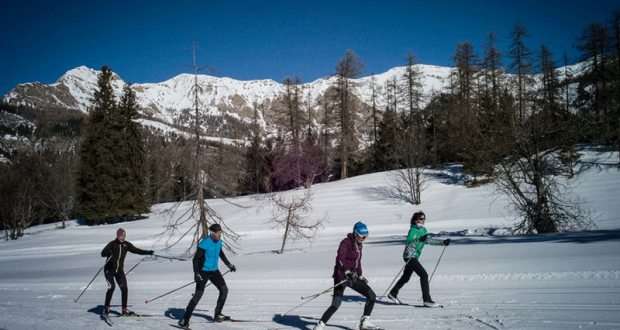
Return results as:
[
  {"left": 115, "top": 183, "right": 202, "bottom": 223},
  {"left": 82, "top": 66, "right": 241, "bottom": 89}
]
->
[{"left": 365, "top": 228, "right": 620, "bottom": 247}]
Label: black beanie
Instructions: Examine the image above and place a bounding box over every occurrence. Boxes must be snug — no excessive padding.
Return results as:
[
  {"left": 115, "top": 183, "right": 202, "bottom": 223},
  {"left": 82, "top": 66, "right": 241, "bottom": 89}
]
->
[{"left": 209, "top": 224, "right": 222, "bottom": 233}]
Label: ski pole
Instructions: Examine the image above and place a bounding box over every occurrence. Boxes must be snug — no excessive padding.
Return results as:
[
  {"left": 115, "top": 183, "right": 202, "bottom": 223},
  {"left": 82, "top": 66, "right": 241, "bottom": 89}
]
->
[
  {"left": 280, "top": 279, "right": 348, "bottom": 316},
  {"left": 125, "top": 257, "right": 146, "bottom": 276},
  {"left": 428, "top": 245, "right": 447, "bottom": 284},
  {"left": 145, "top": 281, "right": 195, "bottom": 304},
  {"left": 146, "top": 270, "right": 231, "bottom": 304},
  {"left": 301, "top": 279, "right": 347, "bottom": 300},
  {"left": 379, "top": 257, "right": 413, "bottom": 299},
  {"left": 74, "top": 255, "right": 112, "bottom": 303}
]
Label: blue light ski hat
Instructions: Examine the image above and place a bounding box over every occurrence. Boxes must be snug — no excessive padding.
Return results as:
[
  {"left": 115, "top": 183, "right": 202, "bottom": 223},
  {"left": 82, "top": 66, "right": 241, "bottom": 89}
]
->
[{"left": 353, "top": 221, "right": 369, "bottom": 235}]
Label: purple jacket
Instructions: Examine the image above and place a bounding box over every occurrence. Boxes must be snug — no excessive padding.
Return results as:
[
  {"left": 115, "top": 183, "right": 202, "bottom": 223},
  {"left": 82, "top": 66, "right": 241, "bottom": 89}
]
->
[{"left": 332, "top": 233, "right": 363, "bottom": 279}]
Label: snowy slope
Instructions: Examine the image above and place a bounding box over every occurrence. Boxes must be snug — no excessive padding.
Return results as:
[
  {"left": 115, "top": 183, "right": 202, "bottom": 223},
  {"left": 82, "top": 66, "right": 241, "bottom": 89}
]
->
[{"left": 0, "top": 148, "right": 619, "bottom": 330}]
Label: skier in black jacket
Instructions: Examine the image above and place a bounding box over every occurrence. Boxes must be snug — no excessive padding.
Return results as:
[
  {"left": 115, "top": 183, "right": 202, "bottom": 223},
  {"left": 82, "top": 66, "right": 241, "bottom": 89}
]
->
[
  {"left": 179, "top": 224, "right": 236, "bottom": 328},
  {"left": 101, "top": 228, "right": 153, "bottom": 316}
]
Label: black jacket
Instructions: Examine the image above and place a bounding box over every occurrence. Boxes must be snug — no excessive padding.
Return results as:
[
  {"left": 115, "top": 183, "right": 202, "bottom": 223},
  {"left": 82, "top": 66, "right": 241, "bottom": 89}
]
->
[{"left": 101, "top": 238, "right": 151, "bottom": 273}]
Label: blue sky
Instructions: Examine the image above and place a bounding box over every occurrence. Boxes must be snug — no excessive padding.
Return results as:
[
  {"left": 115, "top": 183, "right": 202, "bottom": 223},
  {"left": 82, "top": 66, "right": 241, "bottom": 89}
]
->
[{"left": 1, "top": 0, "right": 618, "bottom": 96}]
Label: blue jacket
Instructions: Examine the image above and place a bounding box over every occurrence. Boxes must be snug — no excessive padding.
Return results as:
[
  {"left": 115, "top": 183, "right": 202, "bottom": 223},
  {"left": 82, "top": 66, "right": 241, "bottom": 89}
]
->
[{"left": 193, "top": 236, "right": 231, "bottom": 273}]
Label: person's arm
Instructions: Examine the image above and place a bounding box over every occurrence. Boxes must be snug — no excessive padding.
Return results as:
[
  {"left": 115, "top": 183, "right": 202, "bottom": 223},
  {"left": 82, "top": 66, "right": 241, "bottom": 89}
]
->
[
  {"left": 193, "top": 247, "right": 206, "bottom": 274},
  {"left": 356, "top": 245, "right": 363, "bottom": 277},
  {"left": 126, "top": 241, "right": 154, "bottom": 255},
  {"left": 335, "top": 239, "right": 350, "bottom": 271},
  {"left": 219, "top": 250, "right": 236, "bottom": 272},
  {"left": 425, "top": 235, "right": 444, "bottom": 246},
  {"left": 101, "top": 241, "right": 113, "bottom": 257}
]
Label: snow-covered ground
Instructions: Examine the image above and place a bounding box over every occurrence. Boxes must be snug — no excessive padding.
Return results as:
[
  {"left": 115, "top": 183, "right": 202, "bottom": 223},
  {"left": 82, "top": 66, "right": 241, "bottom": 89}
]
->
[{"left": 1, "top": 149, "right": 619, "bottom": 330}]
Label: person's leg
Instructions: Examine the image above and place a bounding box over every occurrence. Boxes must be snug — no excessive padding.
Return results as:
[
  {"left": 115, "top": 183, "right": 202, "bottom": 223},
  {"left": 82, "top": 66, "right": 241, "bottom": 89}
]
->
[
  {"left": 389, "top": 259, "right": 415, "bottom": 297},
  {"left": 410, "top": 258, "right": 431, "bottom": 302},
  {"left": 116, "top": 272, "right": 129, "bottom": 312},
  {"left": 103, "top": 269, "right": 116, "bottom": 313},
  {"left": 319, "top": 279, "right": 347, "bottom": 324},
  {"left": 183, "top": 274, "right": 207, "bottom": 322},
  {"left": 209, "top": 271, "right": 229, "bottom": 317},
  {"left": 350, "top": 279, "right": 376, "bottom": 317}
]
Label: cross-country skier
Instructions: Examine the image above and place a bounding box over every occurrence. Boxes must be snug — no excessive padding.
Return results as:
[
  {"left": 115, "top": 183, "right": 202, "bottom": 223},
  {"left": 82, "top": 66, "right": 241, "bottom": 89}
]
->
[
  {"left": 313, "top": 221, "right": 380, "bottom": 330},
  {"left": 387, "top": 211, "right": 450, "bottom": 307},
  {"left": 178, "top": 224, "right": 236, "bottom": 328},
  {"left": 101, "top": 228, "right": 154, "bottom": 317}
]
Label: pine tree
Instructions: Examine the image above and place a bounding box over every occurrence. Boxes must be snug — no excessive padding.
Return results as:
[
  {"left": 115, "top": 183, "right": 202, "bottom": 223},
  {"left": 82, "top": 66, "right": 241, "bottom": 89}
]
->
[
  {"left": 118, "top": 84, "right": 150, "bottom": 216},
  {"left": 76, "top": 66, "right": 149, "bottom": 223},
  {"left": 375, "top": 105, "right": 401, "bottom": 171},
  {"left": 76, "top": 66, "right": 120, "bottom": 223}
]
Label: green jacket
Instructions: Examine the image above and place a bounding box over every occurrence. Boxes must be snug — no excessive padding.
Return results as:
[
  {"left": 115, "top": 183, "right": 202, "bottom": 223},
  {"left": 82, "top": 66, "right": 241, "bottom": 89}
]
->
[{"left": 403, "top": 224, "right": 443, "bottom": 260}]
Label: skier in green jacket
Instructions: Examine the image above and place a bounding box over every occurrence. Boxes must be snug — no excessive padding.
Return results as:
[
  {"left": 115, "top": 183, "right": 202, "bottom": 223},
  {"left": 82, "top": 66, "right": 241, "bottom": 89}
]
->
[{"left": 388, "top": 211, "right": 450, "bottom": 307}]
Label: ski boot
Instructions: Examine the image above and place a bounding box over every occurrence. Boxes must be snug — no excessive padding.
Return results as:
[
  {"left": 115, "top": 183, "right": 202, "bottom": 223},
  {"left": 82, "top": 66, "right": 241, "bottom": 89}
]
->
[{"left": 388, "top": 293, "right": 403, "bottom": 305}]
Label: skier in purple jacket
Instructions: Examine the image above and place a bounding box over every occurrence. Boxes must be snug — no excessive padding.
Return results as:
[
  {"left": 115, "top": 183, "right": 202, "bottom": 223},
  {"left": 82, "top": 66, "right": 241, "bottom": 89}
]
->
[{"left": 313, "top": 222, "right": 380, "bottom": 330}]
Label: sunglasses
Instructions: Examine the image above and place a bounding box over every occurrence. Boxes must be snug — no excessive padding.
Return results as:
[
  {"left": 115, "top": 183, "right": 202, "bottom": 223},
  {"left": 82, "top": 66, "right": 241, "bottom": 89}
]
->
[{"left": 357, "top": 234, "right": 368, "bottom": 240}]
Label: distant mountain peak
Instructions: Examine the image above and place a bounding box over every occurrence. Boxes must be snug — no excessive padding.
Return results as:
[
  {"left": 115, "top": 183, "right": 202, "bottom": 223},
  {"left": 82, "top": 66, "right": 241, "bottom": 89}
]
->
[{"left": 1, "top": 64, "right": 454, "bottom": 138}]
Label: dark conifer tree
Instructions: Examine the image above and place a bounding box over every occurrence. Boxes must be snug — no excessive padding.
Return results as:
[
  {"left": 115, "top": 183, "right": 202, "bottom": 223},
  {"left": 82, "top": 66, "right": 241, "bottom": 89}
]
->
[
  {"left": 76, "top": 65, "right": 119, "bottom": 223},
  {"left": 76, "top": 66, "right": 150, "bottom": 223},
  {"left": 118, "top": 84, "right": 150, "bottom": 216},
  {"left": 575, "top": 22, "right": 608, "bottom": 137},
  {"left": 375, "top": 105, "right": 401, "bottom": 171}
]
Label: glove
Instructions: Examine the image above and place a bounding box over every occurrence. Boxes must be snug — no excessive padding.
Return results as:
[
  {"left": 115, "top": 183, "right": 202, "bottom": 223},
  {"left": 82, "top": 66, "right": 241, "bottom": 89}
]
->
[
  {"left": 147, "top": 250, "right": 154, "bottom": 255},
  {"left": 195, "top": 272, "right": 204, "bottom": 282},
  {"left": 419, "top": 234, "right": 428, "bottom": 242},
  {"left": 229, "top": 265, "right": 236, "bottom": 272},
  {"left": 358, "top": 275, "right": 368, "bottom": 283},
  {"left": 344, "top": 269, "right": 357, "bottom": 281},
  {"left": 443, "top": 239, "right": 450, "bottom": 246}
]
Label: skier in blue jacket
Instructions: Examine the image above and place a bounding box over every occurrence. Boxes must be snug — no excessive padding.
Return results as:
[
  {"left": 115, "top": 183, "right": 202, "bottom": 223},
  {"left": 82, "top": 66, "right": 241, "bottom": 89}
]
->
[
  {"left": 388, "top": 211, "right": 450, "bottom": 307},
  {"left": 179, "top": 224, "right": 236, "bottom": 328}
]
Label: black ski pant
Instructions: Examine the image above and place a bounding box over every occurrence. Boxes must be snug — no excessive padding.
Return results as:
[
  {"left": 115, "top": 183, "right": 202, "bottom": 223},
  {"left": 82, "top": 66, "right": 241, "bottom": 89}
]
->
[
  {"left": 104, "top": 269, "right": 128, "bottom": 309},
  {"left": 389, "top": 257, "right": 432, "bottom": 302},
  {"left": 183, "top": 269, "right": 228, "bottom": 322},
  {"left": 319, "top": 277, "right": 376, "bottom": 324}
]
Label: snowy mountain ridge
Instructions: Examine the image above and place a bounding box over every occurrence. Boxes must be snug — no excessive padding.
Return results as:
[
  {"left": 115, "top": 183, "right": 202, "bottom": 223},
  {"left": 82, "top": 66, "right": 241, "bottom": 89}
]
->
[
  {"left": 1, "top": 61, "right": 586, "bottom": 142},
  {"left": 1, "top": 64, "right": 453, "bottom": 129}
]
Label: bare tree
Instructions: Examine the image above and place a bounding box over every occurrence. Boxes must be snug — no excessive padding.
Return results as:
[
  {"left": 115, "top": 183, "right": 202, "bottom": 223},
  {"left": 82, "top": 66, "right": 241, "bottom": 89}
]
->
[
  {"left": 159, "top": 41, "right": 240, "bottom": 254},
  {"left": 507, "top": 20, "right": 534, "bottom": 123},
  {"left": 267, "top": 187, "right": 326, "bottom": 254},
  {"left": 400, "top": 51, "right": 428, "bottom": 203},
  {"left": 41, "top": 140, "right": 77, "bottom": 229},
  {"left": 482, "top": 29, "right": 503, "bottom": 109},
  {"left": 493, "top": 147, "right": 596, "bottom": 234},
  {"left": 479, "top": 93, "right": 596, "bottom": 234},
  {"left": 388, "top": 166, "right": 429, "bottom": 205},
  {"left": 1, "top": 168, "right": 38, "bottom": 240},
  {"left": 333, "top": 50, "right": 365, "bottom": 179}
]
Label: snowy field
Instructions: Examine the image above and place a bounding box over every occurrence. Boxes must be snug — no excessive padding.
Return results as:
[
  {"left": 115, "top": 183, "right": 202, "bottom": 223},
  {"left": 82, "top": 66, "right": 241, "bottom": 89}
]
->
[{"left": 1, "top": 149, "right": 619, "bottom": 330}]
